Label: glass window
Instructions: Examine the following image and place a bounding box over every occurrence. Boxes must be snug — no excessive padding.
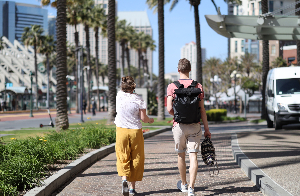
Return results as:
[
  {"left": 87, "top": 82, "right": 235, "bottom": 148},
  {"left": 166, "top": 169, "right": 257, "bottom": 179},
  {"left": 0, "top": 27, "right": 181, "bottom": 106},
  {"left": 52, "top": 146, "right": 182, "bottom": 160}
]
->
[
  {"left": 288, "top": 57, "right": 295, "bottom": 64},
  {"left": 236, "top": 6, "right": 239, "bottom": 15},
  {"left": 280, "top": 1, "right": 283, "bottom": 6},
  {"left": 235, "top": 41, "right": 238, "bottom": 52},
  {"left": 252, "top": 3, "right": 255, "bottom": 15},
  {"left": 271, "top": 45, "right": 276, "bottom": 54},
  {"left": 103, "top": 4, "right": 107, "bottom": 8},
  {"left": 276, "top": 78, "right": 300, "bottom": 95},
  {"left": 241, "top": 40, "right": 245, "bottom": 52},
  {"left": 269, "top": 1, "right": 274, "bottom": 12},
  {"left": 259, "top": 2, "right": 262, "bottom": 15}
]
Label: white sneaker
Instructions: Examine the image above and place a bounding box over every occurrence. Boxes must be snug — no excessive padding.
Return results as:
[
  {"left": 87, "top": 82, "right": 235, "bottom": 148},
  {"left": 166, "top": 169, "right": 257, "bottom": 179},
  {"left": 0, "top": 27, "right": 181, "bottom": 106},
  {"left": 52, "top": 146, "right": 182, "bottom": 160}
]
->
[
  {"left": 188, "top": 187, "right": 195, "bottom": 196},
  {"left": 177, "top": 180, "right": 188, "bottom": 192}
]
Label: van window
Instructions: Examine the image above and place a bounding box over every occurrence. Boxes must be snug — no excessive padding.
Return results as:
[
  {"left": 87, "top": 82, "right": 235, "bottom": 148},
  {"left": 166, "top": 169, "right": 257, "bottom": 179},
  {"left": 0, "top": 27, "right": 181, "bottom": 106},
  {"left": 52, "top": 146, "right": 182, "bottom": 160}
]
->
[{"left": 276, "top": 78, "right": 300, "bottom": 95}]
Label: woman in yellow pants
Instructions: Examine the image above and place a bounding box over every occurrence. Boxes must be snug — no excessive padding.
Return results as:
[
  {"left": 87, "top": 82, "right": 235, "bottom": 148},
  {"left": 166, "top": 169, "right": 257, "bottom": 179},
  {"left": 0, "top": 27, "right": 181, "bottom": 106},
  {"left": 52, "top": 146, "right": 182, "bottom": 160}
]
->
[{"left": 114, "top": 76, "right": 154, "bottom": 196}]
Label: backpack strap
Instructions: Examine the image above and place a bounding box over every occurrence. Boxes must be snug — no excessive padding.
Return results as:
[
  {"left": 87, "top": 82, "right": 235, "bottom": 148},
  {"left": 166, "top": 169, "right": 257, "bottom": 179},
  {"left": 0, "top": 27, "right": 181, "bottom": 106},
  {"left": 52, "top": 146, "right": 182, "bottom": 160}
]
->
[
  {"left": 188, "top": 80, "right": 198, "bottom": 88},
  {"left": 173, "top": 81, "right": 184, "bottom": 89}
]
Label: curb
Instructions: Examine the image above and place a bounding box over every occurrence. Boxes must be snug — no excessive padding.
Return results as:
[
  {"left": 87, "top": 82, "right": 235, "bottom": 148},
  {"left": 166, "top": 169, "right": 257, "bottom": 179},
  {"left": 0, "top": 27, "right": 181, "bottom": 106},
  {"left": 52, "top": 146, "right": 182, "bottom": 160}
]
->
[
  {"left": 24, "top": 126, "right": 172, "bottom": 196},
  {"left": 231, "top": 133, "right": 293, "bottom": 196}
]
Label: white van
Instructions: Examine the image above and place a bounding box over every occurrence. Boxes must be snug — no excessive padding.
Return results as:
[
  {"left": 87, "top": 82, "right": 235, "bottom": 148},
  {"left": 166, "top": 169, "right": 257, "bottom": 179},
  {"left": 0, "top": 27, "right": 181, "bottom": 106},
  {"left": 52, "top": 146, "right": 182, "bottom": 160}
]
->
[{"left": 265, "top": 67, "right": 300, "bottom": 129}]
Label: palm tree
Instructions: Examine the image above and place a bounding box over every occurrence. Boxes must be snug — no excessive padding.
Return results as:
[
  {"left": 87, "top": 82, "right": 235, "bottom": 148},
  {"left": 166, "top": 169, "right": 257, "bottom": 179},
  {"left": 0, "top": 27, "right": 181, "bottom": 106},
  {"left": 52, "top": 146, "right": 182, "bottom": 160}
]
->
[
  {"left": 271, "top": 57, "right": 287, "bottom": 68},
  {"left": 78, "top": 0, "right": 94, "bottom": 113},
  {"left": 41, "top": 0, "right": 71, "bottom": 130},
  {"left": 107, "top": 0, "right": 117, "bottom": 123},
  {"left": 125, "top": 26, "right": 136, "bottom": 77},
  {"left": 147, "top": 0, "right": 165, "bottom": 121},
  {"left": 240, "top": 53, "right": 257, "bottom": 77},
  {"left": 0, "top": 36, "right": 5, "bottom": 50},
  {"left": 38, "top": 35, "right": 56, "bottom": 109},
  {"left": 141, "top": 34, "right": 156, "bottom": 87},
  {"left": 261, "top": 0, "right": 269, "bottom": 120},
  {"left": 21, "top": 25, "right": 44, "bottom": 110},
  {"left": 91, "top": 5, "right": 106, "bottom": 111}
]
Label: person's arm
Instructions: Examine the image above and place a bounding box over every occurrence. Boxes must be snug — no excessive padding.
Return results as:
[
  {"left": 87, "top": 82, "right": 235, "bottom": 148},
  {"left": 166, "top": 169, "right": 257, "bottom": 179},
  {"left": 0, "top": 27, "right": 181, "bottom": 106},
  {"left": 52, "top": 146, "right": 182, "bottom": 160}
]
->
[
  {"left": 140, "top": 109, "right": 154, "bottom": 123},
  {"left": 167, "top": 96, "right": 174, "bottom": 116},
  {"left": 199, "top": 99, "right": 211, "bottom": 138}
]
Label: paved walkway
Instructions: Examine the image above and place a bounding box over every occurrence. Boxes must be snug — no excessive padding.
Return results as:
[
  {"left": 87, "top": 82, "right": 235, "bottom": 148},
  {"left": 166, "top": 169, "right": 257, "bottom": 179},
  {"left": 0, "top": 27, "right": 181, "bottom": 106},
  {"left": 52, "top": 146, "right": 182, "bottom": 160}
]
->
[{"left": 52, "top": 130, "right": 262, "bottom": 196}]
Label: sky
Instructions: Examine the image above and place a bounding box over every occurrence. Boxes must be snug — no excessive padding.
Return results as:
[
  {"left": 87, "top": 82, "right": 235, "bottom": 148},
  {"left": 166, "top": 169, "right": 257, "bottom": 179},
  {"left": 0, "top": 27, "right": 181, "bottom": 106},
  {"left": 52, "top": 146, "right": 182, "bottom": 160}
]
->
[{"left": 7, "top": 0, "right": 229, "bottom": 76}]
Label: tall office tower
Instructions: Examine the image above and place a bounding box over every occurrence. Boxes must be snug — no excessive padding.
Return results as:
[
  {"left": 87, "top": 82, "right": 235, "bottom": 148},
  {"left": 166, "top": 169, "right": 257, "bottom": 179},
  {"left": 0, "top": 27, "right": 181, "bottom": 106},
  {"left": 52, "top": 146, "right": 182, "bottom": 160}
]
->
[
  {"left": 48, "top": 16, "right": 56, "bottom": 41},
  {"left": 180, "top": 41, "right": 206, "bottom": 81},
  {"left": 66, "top": 0, "right": 109, "bottom": 66},
  {"left": 0, "top": 1, "right": 48, "bottom": 43},
  {"left": 117, "top": 11, "right": 153, "bottom": 78}
]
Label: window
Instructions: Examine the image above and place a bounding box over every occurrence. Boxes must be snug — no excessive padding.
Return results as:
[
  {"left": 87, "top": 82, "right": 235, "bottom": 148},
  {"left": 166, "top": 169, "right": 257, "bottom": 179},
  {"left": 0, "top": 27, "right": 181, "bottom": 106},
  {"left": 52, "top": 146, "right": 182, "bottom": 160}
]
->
[
  {"left": 103, "top": 4, "right": 107, "bottom": 8},
  {"left": 252, "top": 3, "right": 255, "bottom": 15},
  {"left": 236, "top": 5, "right": 239, "bottom": 15},
  {"left": 235, "top": 41, "right": 238, "bottom": 52},
  {"left": 276, "top": 78, "right": 300, "bottom": 95},
  {"left": 271, "top": 45, "right": 276, "bottom": 54},
  {"left": 280, "top": 1, "right": 283, "bottom": 6},
  {"left": 288, "top": 57, "right": 295, "bottom": 64},
  {"left": 269, "top": 1, "right": 274, "bottom": 12},
  {"left": 259, "top": 2, "right": 262, "bottom": 15},
  {"left": 241, "top": 40, "right": 245, "bottom": 52}
]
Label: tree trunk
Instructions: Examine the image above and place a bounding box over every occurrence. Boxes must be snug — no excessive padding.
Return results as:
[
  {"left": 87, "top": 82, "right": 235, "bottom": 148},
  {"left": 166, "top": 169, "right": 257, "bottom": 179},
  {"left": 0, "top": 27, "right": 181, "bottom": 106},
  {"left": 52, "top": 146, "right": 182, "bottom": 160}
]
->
[
  {"left": 193, "top": 4, "right": 202, "bottom": 84},
  {"left": 107, "top": 0, "right": 117, "bottom": 123},
  {"left": 125, "top": 45, "right": 131, "bottom": 76},
  {"left": 121, "top": 42, "right": 125, "bottom": 78},
  {"left": 141, "top": 54, "right": 144, "bottom": 86},
  {"left": 296, "top": 1, "right": 300, "bottom": 66},
  {"left": 34, "top": 44, "right": 38, "bottom": 110},
  {"left": 46, "top": 53, "right": 50, "bottom": 109},
  {"left": 138, "top": 49, "right": 142, "bottom": 87},
  {"left": 157, "top": 0, "right": 165, "bottom": 121},
  {"left": 261, "top": 0, "right": 269, "bottom": 119},
  {"left": 75, "top": 24, "right": 79, "bottom": 113},
  {"left": 95, "top": 27, "right": 100, "bottom": 111},
  {"left": 55, "top": 0, "right": 69, "bottom": 130},
  {"left": 84, "top": 24, "right": 91, "bottom": 113}
]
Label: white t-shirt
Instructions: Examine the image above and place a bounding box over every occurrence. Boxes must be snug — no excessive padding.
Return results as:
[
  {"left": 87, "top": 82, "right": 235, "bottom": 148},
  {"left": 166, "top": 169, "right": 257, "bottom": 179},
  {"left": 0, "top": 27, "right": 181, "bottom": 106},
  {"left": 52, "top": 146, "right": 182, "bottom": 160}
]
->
[{"left": 114, "top": 90, "right": 147, "bottom": 129}]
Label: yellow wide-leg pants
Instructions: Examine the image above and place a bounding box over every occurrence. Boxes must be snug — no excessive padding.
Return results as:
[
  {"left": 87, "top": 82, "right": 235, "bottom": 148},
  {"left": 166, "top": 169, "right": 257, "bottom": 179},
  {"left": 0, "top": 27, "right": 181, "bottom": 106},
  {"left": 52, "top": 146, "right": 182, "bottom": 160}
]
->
[{"left": 115, "top": 126, "right": 145, "bottom": 182}]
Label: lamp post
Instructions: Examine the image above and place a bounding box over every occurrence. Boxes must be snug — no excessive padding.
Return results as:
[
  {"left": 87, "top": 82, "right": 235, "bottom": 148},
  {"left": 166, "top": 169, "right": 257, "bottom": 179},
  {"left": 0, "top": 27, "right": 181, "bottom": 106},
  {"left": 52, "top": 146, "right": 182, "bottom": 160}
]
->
[
  {"left": 29, "top": 71, "right": 34, "bottom": 117},
  {"left": 90, "top": 80, "right": 93, "bottom": 101},
  {"left": 230, "top": 71, "right": 241, "bottom": 114},
  {"left": 210, "top": 75, "right": 221, "bottom": 109},
  {"left": 4, "top": 81, "right": 7, "bottom": 112},
  {"left": 67, "top": 77, "right": 72, "bottom": 114}
]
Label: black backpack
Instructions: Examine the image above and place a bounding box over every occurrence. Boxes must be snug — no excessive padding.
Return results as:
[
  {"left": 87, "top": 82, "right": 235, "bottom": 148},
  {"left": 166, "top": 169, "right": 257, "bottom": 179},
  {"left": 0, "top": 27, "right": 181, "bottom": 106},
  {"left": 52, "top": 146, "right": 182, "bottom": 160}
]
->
[{"left": 172, "top": 80, "right": 202, "bottom": 124}]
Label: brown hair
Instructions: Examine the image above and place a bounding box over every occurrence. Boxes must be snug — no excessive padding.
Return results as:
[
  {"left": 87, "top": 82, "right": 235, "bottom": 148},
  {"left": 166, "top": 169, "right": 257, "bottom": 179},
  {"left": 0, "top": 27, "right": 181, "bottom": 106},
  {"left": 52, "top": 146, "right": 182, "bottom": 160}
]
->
[
  {"left": 178, "top": 58, "right": 191, "bottom": 73},
  {"left": 121, "top": 76, "right": 136, "bottom": 93}
]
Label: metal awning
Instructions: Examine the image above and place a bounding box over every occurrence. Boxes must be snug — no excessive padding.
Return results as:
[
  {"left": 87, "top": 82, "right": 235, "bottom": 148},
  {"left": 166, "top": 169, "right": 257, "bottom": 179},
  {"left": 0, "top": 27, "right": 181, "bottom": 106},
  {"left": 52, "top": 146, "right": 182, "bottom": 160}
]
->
[
  {"left": 0, "top": 87, "right": 29, "bottom": 95},
  {"left": 205, "top": 15, "right": 300, "bottom": 40}
]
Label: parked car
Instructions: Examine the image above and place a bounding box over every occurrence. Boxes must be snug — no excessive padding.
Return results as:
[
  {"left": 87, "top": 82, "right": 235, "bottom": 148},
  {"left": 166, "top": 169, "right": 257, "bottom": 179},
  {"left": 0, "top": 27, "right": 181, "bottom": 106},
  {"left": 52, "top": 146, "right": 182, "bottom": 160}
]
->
[{"left": 265, "top": 67, "right": 300, "bottom": 129}]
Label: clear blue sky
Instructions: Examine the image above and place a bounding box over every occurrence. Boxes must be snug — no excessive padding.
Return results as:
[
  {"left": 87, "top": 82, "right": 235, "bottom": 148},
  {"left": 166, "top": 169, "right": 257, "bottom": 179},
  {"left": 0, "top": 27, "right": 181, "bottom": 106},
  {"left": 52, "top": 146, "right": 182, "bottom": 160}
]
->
[{"left": 9, "top": 0, "right": 229, "bottom": 76}]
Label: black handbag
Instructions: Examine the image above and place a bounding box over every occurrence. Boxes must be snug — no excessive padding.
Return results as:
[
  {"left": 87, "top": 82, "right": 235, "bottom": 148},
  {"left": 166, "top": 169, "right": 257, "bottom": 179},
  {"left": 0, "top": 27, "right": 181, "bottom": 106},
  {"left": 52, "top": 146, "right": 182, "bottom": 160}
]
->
[{"left": 201, "top": 137, "right": 219, "bottom": 176}]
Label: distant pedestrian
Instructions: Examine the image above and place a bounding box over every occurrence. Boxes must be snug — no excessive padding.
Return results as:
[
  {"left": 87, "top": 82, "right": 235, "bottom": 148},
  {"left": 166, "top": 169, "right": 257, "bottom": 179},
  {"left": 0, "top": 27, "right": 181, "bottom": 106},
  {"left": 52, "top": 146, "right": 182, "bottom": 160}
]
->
[
  {"left": 92, "top": 99, "right": 96, "bottom": 116},
  {"left": 83, "top": 100, "right": 87, "bottom": 114},
  {"left": 114, "top": 76, "right": 154, "bottom": 196},
  {"left": 12, "top": 99, "right": 16, "bottom": 111},
  {"left": 167, "top": 58, "right": 211, "bottom": 196}
]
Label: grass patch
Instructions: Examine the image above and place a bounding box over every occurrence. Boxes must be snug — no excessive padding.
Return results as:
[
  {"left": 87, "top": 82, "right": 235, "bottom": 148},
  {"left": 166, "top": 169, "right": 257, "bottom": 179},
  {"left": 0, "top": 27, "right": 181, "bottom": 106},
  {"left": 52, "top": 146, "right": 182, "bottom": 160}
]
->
[{"left": 250, "top": 119, "right": 266, "bottom": 124}]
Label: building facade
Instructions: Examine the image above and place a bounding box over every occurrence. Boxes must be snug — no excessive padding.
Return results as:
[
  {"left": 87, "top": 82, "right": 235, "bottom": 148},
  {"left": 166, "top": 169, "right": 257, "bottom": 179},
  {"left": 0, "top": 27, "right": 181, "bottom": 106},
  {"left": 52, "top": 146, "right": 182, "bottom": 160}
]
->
[
  {"left": 180, "top": 41, "right": 206, "bottom": 81},
  {"left": 283, "top": 45, "right": 297, "bottom": 65},
  {"left": 0, "top": 1, "right": 48, "bottom": 43},
  {"left": 48, "top": 16, "right": 56, "bottom": 41}
]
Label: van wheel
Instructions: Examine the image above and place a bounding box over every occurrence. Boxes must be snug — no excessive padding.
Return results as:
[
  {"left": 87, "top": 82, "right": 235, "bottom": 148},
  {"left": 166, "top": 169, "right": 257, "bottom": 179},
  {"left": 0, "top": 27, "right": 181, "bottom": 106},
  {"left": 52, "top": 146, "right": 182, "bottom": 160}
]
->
[
  {"left": 266, "top": 112, "right": 273, "bottom": 128},
  {"left": 274, "top": 113, "right": 282, "bottom": 130}
]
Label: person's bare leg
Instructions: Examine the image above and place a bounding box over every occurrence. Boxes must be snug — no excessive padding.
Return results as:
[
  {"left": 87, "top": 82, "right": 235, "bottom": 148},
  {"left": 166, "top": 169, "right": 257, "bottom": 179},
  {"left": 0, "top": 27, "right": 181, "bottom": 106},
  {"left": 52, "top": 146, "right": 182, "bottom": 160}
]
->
[
  {"left": 130, "top": 181, "right": 136, "bottom": 189},
  {"left": 122, "top": 176, "right": 127, "bottom": 181},
  {"left": 188, "top": 152, "right": 198, "bottom": 189},
  {"left": 178, "top": 152, "right": 187, "bottom": 185}
]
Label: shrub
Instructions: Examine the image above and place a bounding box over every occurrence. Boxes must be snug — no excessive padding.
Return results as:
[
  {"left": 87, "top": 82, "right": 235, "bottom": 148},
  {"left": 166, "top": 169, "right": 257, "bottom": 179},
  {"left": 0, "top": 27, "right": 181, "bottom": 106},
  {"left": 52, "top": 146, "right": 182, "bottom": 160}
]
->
[
  {"left": 0, "top": 125, "right": 116, "bottom": 195},
  {"left": 147, "top": 90, "right": 158, "bottom": 115},
  {"left": 206, "top": 109, "right": 227, "bottom": 121}
]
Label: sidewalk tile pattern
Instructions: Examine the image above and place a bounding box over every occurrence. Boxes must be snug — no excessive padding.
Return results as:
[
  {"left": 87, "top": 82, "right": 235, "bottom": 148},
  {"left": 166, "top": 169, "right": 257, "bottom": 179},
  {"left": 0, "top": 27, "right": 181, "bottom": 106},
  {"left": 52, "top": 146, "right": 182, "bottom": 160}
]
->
[{"left": 52, "top": 131, "right": 263, "bottom": 196}]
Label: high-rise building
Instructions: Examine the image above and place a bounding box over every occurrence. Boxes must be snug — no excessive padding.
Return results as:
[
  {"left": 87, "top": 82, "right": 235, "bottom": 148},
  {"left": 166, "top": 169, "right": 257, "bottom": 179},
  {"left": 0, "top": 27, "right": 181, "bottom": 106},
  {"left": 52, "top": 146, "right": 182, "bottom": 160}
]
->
[
  {"left": 180, "top": 41, "right": 206, "bottom": 81},
  {"left": 0, "top": 1, "right": 48, "bottom": 43},
  {"left": 117, "top": 11, "right": 153, "bottom": 78},
  {"left": 48, "top": 16, "right": 56, "bottom": 41}
]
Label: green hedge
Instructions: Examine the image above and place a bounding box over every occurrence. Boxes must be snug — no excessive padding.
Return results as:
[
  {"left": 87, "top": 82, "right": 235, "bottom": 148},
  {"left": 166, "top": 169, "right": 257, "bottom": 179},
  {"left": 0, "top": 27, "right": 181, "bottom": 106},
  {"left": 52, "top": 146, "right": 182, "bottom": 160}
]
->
[
  {"left": 206, "top": 109, "right": 227, "bottom": 121},
  {"left": 0, "top": 126, "right": 116, "bottom": 196}
]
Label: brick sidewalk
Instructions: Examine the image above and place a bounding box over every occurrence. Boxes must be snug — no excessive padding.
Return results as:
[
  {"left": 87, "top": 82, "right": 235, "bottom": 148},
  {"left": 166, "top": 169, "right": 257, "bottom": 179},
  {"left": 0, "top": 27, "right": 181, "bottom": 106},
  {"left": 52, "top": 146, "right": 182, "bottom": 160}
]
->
[{"left": 52, "top": 131, "right": 263, "bottom": 196}]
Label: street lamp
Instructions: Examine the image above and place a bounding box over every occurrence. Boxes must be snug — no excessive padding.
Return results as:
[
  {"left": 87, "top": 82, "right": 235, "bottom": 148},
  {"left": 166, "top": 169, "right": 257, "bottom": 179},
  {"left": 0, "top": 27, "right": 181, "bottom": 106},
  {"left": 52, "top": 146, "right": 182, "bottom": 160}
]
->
[
  {"left": 66, "top": 75, "right": 74, "bottom": 114},
  {"left": 210, "top": 75, "right": 221, "bottom": 109},
  {"left": 29, "top": 71, "right": 34, "bottom": 117},
  {"left": 90, "top": 80, "right": 93, "bottom": 101},
  {"left": 230, "top": 70, "right": 242, "bottom": 114}
]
